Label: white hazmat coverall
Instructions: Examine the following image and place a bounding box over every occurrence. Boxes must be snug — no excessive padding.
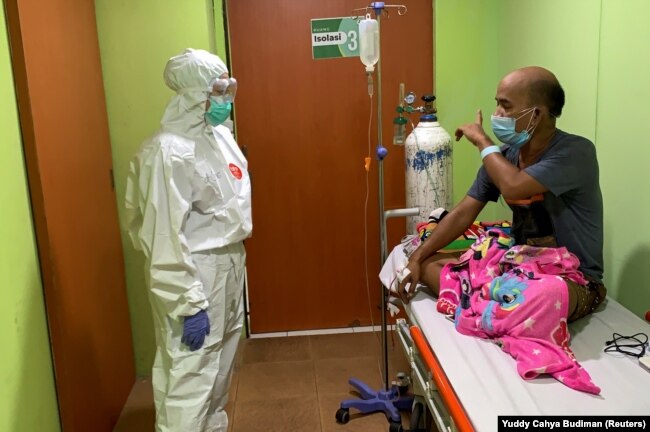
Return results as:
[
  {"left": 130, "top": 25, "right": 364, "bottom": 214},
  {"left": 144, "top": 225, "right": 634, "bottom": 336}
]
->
[{"left": 125, "top": 48, "right": 252, "bottom": 432}]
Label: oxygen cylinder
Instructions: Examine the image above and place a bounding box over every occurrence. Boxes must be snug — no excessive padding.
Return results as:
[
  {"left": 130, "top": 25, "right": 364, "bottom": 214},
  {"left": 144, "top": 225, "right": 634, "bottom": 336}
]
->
[{"left": 404, "top": 96, "right": 452, "bottom": 233}]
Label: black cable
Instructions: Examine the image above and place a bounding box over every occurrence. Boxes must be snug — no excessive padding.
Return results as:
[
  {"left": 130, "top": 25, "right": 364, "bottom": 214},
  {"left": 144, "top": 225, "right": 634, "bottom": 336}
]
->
[{"left": 604, "top": 332, "right": 648, "bottom": 358}]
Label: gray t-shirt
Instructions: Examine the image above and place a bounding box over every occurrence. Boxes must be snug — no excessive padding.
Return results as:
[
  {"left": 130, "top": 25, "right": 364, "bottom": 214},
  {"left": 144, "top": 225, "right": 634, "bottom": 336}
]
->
[{"left": 467, "top": 129, "right": 604, "bottom": 282}]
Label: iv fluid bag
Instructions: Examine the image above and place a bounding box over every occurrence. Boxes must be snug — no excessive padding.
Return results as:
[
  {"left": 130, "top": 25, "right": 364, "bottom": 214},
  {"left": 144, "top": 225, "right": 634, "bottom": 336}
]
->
[{"left": 359, "top": 14, "right": 379, "bottom": 72}]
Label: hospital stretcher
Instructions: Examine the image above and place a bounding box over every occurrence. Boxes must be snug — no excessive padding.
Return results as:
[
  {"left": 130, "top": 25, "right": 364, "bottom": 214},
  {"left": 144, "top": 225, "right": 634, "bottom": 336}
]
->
[{"left": 381, "top": 245, "right": 650, "bottom": 432}]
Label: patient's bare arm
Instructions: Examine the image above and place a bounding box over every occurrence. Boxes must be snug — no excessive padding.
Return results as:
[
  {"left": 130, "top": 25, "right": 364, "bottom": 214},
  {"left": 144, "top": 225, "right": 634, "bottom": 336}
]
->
[
  {"left": 397, "top": 195, "right": 486, "bottom": 302},
  {"left": 419, "top": 254, "right": 461, "bottom": 296}
]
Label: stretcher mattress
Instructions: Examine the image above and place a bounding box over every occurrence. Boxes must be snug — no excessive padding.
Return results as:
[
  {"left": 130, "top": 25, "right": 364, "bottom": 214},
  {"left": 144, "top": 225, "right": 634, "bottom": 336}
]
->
[{"left": 406, "top": 290, "right": 650, "bottom": 431}]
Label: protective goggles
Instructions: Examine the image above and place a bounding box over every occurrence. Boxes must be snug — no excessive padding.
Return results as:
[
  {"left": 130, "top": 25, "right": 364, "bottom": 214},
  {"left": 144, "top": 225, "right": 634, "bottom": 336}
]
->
[{"left": 208, "top": 77, "right": 237, "bottom": 104}]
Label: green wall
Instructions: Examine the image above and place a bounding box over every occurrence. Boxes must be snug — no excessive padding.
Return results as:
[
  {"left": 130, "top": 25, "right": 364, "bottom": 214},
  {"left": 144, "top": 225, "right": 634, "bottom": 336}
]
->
[
  {"left": 596, "top": 0, "right": 650, "bottom": 316},
  {"left": 94, "top": 0, "right": 227, "bottom": 375},
  {"left": 437, "top": 0, "right": 650, "bottom": 318},
  {"left": 0, "top": 6, "right": 60, "bottom": 432},
  {"left": 435, "top": 0, "right": 500, "bottom": 213},
  {"left": 498, "top": 0, "right": 601, "bottom": 143}
]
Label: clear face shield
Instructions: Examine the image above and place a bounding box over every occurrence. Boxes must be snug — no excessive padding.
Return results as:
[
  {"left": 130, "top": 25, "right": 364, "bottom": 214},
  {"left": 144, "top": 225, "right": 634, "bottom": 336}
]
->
[{"left": 209, "top": 77, "right": 238, "bottom": 104}]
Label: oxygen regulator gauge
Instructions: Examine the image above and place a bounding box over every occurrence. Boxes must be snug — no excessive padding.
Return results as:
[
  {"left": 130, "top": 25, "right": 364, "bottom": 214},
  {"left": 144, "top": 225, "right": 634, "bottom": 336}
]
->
[{"left": 404, "top": 92, "right": 416, "bottom": 106}]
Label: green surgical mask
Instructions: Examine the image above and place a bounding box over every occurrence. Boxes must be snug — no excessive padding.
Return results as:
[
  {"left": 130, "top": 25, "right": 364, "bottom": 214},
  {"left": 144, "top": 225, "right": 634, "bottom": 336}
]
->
[{"left": 204, "top": 99, "right": 232, "bottom": 126}]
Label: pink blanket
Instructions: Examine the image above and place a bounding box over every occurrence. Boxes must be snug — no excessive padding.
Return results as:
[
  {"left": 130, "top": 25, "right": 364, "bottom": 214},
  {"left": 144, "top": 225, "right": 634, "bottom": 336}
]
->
[{"left": 437, "top": 229, "right": 600, "bottom": 395}]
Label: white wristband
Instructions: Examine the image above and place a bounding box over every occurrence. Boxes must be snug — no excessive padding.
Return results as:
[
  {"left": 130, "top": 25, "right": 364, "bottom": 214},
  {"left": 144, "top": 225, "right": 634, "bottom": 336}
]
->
[{"left": 480, "top": 145, "right": 501, "bottom": 160}]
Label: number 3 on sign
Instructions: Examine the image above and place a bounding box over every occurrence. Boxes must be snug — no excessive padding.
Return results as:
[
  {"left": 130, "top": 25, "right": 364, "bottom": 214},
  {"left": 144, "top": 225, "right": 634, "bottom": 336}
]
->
[{"left": 347, "top": 30, "right": 358, "bottom": 51}]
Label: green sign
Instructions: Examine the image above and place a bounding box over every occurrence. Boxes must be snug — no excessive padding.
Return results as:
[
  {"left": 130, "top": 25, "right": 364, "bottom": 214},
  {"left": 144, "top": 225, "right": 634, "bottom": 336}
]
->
[{"left": 311, "top": 17, "right": 359, "bottom": 60}]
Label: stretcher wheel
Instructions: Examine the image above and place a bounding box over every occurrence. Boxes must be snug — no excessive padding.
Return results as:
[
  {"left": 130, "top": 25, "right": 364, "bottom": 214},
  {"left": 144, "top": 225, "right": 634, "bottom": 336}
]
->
[
  {"left": 388, "top": 421, "right": 404, "bottom": 432},
  {"left": 335, "top": 408, "right": 350, "bottom": 424}
]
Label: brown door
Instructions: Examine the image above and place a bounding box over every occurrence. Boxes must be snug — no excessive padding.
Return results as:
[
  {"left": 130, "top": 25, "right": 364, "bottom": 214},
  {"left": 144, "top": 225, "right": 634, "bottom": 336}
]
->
[
  {"left": 5, "top": 1, "right": 135, "bottom": 430},
  {"left": 227, "top": 0, "right": 433, "bottom": 333}
]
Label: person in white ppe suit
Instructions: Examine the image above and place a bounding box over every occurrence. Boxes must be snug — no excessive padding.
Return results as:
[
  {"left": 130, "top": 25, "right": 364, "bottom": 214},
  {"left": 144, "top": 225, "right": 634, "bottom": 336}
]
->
[{"left": 125, "top": 48, "right": 252, "bottom": 432}]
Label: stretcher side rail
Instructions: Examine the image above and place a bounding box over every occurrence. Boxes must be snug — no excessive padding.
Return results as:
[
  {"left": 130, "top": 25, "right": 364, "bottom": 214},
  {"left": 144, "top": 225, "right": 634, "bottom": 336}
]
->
[
  {"left": 396, "top": 319, "right": 451, "bottom": 432},
  {"left": 396, "top": 318, "right": 475, "bottom": 432}
]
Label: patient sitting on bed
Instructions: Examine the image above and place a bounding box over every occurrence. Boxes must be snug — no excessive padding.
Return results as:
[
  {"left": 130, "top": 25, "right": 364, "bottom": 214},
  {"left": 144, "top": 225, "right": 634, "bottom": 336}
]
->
[{"left": 397, "top": 65, "right": 606, "bottom": 323}]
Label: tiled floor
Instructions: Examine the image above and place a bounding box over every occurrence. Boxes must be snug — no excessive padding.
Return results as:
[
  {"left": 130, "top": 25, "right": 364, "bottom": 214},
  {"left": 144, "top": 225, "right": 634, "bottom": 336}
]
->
[{"left": 113, "top": 330, "right": 420, "bottom": 432}]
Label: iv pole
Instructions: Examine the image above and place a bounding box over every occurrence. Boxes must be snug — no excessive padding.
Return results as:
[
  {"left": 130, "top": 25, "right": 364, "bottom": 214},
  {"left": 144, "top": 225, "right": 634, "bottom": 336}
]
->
[
  {"left": 356, "top": 2, "right": 417, "bottom": 392},
  {"left": 375, "top": 3, "right": 389, "bottom": 392},
  {"left": 336, "top": 5, "right": 417, "bottom": 430}
]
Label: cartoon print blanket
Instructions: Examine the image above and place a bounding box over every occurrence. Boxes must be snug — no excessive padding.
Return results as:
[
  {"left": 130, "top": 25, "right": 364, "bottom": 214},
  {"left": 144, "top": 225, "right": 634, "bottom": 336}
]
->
[{"left": 437, "top": 229, "right": 600, "bottom": 395}]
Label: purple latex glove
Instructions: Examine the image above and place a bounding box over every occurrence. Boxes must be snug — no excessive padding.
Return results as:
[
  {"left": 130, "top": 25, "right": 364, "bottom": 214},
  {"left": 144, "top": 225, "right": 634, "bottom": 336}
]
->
[{"left": 182, "top": 310, "right": 210, "bottom": 351}]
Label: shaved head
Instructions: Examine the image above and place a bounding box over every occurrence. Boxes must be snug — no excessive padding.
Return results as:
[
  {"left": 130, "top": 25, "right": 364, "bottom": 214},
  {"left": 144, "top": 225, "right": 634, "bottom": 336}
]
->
[{"left": 502, "top": 67, "right": 565, "bottom": 118}]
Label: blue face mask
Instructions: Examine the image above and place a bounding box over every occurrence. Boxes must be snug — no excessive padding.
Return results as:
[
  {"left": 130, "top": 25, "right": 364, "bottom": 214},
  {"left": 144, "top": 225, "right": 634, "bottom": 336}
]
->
[
  {"left": 490, "top": 107, "right": 537, "bottom": 149},
  {"left": 204, "top": 99, "right": 232, "bottom": 126}
]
